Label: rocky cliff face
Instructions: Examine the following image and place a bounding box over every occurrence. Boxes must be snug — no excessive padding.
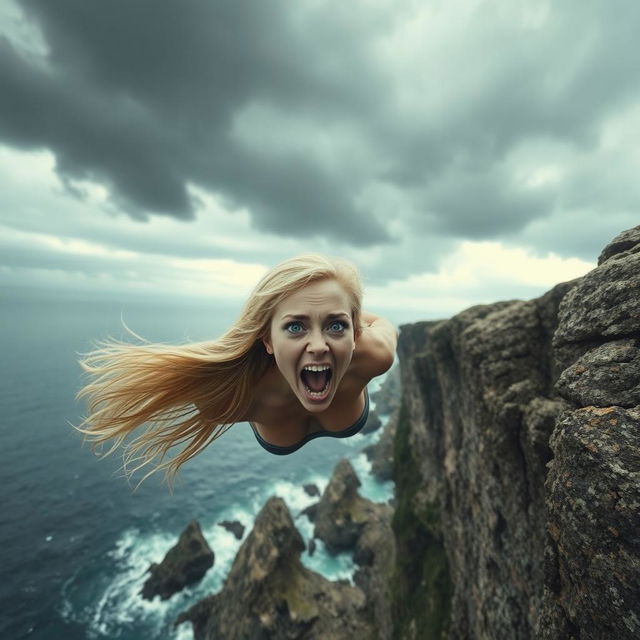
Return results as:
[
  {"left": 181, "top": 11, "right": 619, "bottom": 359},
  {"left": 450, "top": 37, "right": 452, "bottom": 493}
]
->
[{"left": 392, "top": 225, "right": 639, "bottom": 639}]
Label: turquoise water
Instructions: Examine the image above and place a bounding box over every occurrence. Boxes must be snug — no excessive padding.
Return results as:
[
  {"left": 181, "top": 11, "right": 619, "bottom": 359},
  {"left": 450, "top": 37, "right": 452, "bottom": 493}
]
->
[{"left": 0, "top": 290, "right": 394, "bottom": 639}]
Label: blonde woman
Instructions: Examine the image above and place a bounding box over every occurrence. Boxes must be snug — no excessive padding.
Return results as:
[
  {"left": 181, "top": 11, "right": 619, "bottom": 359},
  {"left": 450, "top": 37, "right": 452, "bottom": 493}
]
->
[{"left": 75, "top": 254, "right": 398, "bottom": 489}]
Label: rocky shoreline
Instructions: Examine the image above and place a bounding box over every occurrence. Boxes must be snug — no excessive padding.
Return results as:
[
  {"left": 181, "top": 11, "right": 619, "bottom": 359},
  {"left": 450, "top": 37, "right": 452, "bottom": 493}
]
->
[{"left": 173, "top": 456, "right": 395, "bottom": 640}]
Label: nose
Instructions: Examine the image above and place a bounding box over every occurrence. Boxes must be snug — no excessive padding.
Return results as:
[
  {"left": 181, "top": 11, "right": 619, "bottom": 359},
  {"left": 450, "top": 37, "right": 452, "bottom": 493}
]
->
[{"left": 306, "top": 328, "right": 329, "bottom": 354}]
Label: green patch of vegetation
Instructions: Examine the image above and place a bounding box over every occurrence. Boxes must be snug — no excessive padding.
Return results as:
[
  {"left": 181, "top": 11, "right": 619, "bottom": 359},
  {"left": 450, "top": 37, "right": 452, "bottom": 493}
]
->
[
  {"left": 390, "top": 399, "right": 453, "bottom": 640},
  {"left": 279, "top": 566, "right": 320, "bottom": 623},
  {"left": 348, "top": 495, "right": 371, "bottom": 524}
]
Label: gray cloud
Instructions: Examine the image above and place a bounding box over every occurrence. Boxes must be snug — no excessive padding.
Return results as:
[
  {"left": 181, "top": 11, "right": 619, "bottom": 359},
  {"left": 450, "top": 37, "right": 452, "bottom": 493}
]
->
[
  {"left": 1, "top": 0, "right": 639, "bottom": 262},
  {"left": 2, "top": 0, "right": 391, "bottom": 244}
]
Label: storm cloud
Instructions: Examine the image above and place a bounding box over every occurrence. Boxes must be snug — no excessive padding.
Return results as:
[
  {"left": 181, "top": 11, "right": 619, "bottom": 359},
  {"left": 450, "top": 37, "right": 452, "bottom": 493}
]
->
[
  {"left": 0, "top": 1, "right": 637, "bottom": 248},
  {"left": 1, "top": 0, "right": 394, "bottom": 244},
  {"left": 0, "top": 0, "right": 639, "bottom": 316}
]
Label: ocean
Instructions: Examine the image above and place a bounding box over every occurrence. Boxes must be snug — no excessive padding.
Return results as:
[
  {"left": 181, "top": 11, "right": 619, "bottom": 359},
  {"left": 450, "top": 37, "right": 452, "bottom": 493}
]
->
[{"left": 0, "top": 290, "right": 394, "bottom": 640}]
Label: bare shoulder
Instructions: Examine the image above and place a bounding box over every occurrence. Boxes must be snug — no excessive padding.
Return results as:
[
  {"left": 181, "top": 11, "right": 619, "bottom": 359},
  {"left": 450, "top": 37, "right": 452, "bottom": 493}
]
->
[{"left": 349, "top": 319, "right": 398, "bottom": 384}]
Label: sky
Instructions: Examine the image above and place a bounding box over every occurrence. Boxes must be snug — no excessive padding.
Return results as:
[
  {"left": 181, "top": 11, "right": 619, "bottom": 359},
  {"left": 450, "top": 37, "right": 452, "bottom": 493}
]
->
[{"left": 1, "top": 0, "right": 638, "bottom": 326}]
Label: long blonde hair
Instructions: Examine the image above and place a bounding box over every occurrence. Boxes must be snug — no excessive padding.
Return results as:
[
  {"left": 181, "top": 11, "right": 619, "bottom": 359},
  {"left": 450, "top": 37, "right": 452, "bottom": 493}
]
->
[{"left": 74, "top": 253, "right": 363, "bottom": 490}]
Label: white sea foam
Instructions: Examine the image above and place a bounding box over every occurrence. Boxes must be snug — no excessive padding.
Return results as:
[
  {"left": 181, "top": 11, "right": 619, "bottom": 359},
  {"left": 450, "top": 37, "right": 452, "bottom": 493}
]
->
[
  {"left": 301, "top": 536, "right": 358, "bottom": 585},
  {"left": 288, "top": 478, "right": 359, "bottom": 586},
  {"left": 89, "top": 528, "right": 199, "bottom": 639},
  {"left": 62, "top": 376, "right": 396, "bottom": 638}
]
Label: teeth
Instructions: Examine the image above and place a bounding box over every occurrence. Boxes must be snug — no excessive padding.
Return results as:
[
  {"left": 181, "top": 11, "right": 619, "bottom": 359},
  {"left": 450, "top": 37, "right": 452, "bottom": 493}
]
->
[
  {"left": 301, "top": 365, "right": 332, "bottom": 399},
  {"left": 303, "top": 365, "right": 331, "bottom": 372}
]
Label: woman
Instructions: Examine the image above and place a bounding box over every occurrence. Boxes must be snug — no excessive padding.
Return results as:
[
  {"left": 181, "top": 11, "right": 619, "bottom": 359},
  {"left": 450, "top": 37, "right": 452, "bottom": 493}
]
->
[{"left": 75, "top": 253, "right": 398, "bottom": 489}]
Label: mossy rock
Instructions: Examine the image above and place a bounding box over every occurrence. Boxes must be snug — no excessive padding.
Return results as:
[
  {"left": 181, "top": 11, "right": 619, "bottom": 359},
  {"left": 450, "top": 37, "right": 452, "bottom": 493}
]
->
[{"left": 390, "top": 400, "right": 453, "bottom": 640}]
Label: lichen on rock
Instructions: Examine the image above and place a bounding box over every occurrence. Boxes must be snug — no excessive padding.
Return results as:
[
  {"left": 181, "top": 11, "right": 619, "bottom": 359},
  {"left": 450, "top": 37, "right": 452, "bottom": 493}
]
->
[{"left": 175, "top": 496, "right": 377, "bottom": 640}]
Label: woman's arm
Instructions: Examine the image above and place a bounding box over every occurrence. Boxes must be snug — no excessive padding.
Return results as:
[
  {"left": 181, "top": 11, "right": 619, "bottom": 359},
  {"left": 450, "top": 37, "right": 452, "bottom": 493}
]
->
[
  {"left": 360, "top": 310, "right": 399, "bottom": 353},
  {"left": 352, "top": 310, "right": 398, "bottom": 381}
]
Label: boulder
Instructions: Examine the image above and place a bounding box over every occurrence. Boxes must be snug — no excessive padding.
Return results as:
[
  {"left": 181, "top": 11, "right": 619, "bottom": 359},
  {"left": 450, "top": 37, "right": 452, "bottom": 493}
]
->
[
  {"left": 141, "top": 520, "right": 214, "bottom": 601},
  {"left": 303, "top": 483, "right": 320, "bottom": 497},
  {"left": 217, "top": 520, "right": 245, "bottom": 540},
  {"left": 312, "top": 459, "right": 372, "bottom": 553}
]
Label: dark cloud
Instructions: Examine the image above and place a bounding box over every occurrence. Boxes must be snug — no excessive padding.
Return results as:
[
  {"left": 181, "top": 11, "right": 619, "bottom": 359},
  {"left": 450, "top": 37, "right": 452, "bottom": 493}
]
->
[
  {"left": 1, "top": 0, "right": 640, "bottom": 253},
  {"left": 405, "top": 167, "right": 551, "bottom": 238},
  {"left": 371, "top": 2, "right": 640, "bottom": 239},
  {"left": 2, "top": 0, "right": 391, "bottom": 244}
]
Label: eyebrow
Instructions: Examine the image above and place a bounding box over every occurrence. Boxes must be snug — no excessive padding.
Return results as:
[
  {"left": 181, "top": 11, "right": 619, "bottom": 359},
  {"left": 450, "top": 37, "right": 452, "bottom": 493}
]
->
[{"left": 281, "top": 312, "right": 350, "bottom": 321}]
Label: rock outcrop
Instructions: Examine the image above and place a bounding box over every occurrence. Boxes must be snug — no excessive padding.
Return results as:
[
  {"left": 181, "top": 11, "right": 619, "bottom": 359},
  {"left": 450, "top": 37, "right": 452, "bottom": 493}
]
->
[
  {"left": 392, "top": 225, "right": 640, "bottom": 639},
  {"left": 308, "top": 459, "right": 396, "bottom": 638},
  {"left": 217, "top": 520, "right": 245, "bottom": 540},
  {"left": 312, "top": 459, "right": 374, "bottom": 552},
  {"left": 175, "top": 496, "right": 377, "bottom": 639},
  {"left": 141, "top": 520, "right": 214, "bottom": 601},
  {"left": 539, "top": 226, "right": 640, "bottom": 639},
  {"left": 303, "top": 483, "right": 320, "bottom": 497}
]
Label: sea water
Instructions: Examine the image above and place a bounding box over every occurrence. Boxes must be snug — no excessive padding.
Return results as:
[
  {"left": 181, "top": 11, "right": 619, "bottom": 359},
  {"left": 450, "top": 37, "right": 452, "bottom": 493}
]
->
[{"left": 0, "top": 290, "right": 394, "bottom": 639}]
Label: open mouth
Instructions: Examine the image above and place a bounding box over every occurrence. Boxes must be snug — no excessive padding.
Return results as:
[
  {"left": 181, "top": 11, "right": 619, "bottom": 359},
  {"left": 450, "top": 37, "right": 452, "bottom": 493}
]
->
[{"left": 300, "top": 365, "right": 333, "bottom": 401}]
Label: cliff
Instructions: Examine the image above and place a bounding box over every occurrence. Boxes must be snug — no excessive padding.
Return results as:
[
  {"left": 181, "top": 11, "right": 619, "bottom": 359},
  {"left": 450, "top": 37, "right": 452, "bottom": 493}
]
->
[
  {"left": 392, "top": 225, "right": 639, "bottom": 639},
  {"left": 173, "top": 226, "right": 639, "bottom": 639}
]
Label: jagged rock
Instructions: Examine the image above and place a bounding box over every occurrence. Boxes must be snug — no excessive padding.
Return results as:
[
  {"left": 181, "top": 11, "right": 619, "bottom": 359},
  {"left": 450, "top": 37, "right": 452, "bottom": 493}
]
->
[
  {"left": 175, "top": 497, "right": 376, "bottom": 640},
  {"left": 539, "top": 225, "right": 640, "bottom": 639},
  {"left": 362, "top": 405, "right": 399, "bottom": 481},
  {"left": 299, "top": 502, "right": 319, "bottom": 522},
  {"left": 312, "top": 458, "right": 397, "bottom": 638},
  {"left": 539, "top": 406, "right": 640, "bottom": 639},
  {"left": 218, "top": 520, "right": 245, "bottom": 540},
  {"left": 313, "top": 459, "right": 372, "bottom": 553},
  {"left": 392, "top": 225, "right": 640, "bottom": 639},
  {"left": 303, "top": 483, "right": 320, "bottom": 497},
  {"left": 553, "top": 233, "right": 640, "bottom": 347},
  {"left": 353, "top": 502, "right": 396, "bottom": 640},
  {"left": 141, "top": 520, "right": 214, "bottom": 601},
  {"left": 555, "top": 338, "right": 640, "bottom": 408},
  {"left": 597, "top": 225, "right": 640, "bottom": 265},
  {"left": 372, "top": 364, "right": 401, "bottom": 415},
  {"left": 361, "top": 408, "right": 382, "bottom": 435}
]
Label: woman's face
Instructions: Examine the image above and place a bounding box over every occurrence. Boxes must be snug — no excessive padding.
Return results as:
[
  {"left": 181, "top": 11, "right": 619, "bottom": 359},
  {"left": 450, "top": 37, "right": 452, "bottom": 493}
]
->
[{"left": 262, "top": 278, "right": 357, "bottom": 412}]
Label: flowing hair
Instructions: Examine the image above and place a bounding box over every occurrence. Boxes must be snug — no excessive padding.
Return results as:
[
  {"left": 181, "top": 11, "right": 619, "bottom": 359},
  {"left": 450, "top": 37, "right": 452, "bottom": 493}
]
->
[{"left": 74, "top": 253, "right": 363, "bottom": 491}]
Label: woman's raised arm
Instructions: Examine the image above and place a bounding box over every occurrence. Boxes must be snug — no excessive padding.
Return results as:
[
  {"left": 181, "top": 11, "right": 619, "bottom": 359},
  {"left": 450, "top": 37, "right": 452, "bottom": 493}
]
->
[
  {"left": 360, "top": 310, "right": 398, "bottom": 353},
  {"left": 352, "top": 310, "right": 398, "bottom": 380}
]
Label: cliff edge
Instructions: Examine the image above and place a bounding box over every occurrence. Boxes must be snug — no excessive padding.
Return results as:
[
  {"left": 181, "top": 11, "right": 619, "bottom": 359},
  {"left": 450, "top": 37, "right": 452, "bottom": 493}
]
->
[{"left": 392, "top": 225, "right": 640, "bottom": 639}]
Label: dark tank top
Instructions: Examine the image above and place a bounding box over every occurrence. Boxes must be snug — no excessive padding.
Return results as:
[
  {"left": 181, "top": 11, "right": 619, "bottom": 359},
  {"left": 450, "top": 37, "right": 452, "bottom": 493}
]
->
[{"left": 249, "top": 387, "right": 369, "bottom": 455}]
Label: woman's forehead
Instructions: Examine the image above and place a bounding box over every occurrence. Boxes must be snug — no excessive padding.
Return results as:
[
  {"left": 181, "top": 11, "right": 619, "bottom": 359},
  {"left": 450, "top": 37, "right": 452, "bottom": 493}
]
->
[{"left": 276, "top": 280, "right": 351, "bottom": 315}]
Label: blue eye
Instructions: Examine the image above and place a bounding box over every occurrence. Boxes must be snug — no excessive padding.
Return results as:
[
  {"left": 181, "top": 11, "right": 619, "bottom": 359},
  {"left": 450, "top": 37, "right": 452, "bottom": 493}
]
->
[
  {"left": 329, "top": 320, "right": 348, "bottom": 332},
  {"left": 286, "top": 321, "right": 304, "bottom": 334}
]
